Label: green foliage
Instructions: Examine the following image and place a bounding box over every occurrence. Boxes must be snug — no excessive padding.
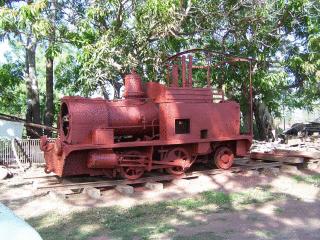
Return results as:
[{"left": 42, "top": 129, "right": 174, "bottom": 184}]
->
[
  {"left": 71, "top": 0, "right": 320, "bottom": 114},
  {"left": 73, "top": 0, "right": 191, "bottom": 96},
  {"left": 0, "top": 62, "right": 26, "bottom": 115},
  {"left": 0, "top": 1, "right": 49, "bottom": 37},
  {"left": 0, "top": 0, "right": 319, "bottom": 124},
  {"left": 55, "top": 54, "right": 81, "bottom": 95}
]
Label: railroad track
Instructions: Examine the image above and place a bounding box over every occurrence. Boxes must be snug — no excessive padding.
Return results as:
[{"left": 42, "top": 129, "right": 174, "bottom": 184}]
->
[{"left": 31, "top": 160, "right": 282, "bottom": 192}]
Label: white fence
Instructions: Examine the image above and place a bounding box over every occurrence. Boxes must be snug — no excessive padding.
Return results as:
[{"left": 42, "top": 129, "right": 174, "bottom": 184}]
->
[{"left": 0, "top": 138, "right": 50, "bottom": 166}]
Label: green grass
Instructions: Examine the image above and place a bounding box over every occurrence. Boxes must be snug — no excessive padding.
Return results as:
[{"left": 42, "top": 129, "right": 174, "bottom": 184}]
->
[
  {"left": 292, "top": 174, "right": 320, "bottom": 187},
  {"left": 273, "top": 207, "right": 284, "bottom": 215},
  {"left": 27, "top": 187, "right": 284, "bottom": 240},
  {"left": 254, "top": 230, "right": 274, "bottom": 239}
]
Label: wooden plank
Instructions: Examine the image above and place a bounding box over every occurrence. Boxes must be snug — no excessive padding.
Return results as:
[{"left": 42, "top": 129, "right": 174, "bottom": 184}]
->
[
  {"left": 36, "top": 162, "right": 281, "bottom": 191},
  {"left": 274, "top": 149, "right": 319, "bottom": 159},
  {"left": 37, "top": 174, "right": 177, "bottom": 190},
  {"left": 251, "top": 152, "right": 304, "bottom": 163},
  {"left": 24, "top": 174, "right": 58, "bottom": 180}
]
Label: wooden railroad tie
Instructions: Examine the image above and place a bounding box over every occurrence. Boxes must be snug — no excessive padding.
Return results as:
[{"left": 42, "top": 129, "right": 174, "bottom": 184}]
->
[{"left": 32, "top": 161, "right": 282, "bottom": 193}]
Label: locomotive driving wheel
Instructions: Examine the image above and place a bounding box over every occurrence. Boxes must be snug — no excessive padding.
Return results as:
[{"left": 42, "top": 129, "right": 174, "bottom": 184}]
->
[
  {"left": 119, "top": 151, "right": 145, "bottom": 180},
  {"left": 120, "top": 166, "right": 145, "bottom": 180},
  {"left": 214, "top": 146, "right": 234, "bottom": 169},
  {"left": 164, "top": 147, "right": 191, "bottom": 175}
]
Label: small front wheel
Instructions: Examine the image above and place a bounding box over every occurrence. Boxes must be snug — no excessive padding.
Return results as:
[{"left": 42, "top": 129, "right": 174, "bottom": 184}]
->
[{"left": 214, "top": 146, "right": 234, "bottom": 169}]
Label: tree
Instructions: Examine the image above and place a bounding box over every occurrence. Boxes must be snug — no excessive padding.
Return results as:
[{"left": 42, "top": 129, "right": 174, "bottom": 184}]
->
[
  {"left": 0, "top": 0, "right": 49, "bottom": 137},
  {"left": 0, "top": 62, "right": 25, "bottom": 115},
  {"left": 43, "top": 0, "right": 87, "bottom": 135},
  {"left": 43, "top": 0, "right": 56, "bottom": 136},
  {"left": 73, "top": 0, "right": 192, "bottom": 98},
  {"left": 0, "top": 0, "right": 319, "bottom": 140},
  {"left": 68, "top": 0, "right": 319, "bottom": 139}
]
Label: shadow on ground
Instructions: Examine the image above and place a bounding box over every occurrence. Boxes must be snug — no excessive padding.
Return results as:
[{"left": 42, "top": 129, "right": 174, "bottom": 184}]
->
[{"left": 25, "top": 169, "right": 320, "bottom": 240}]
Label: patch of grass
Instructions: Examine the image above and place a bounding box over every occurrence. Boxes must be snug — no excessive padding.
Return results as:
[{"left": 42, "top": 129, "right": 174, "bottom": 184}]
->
[
  {"left": 224, "top": 229, "right": 235, "bottom": 234},
  {"left": 254, "top": 230, "right": 274, "bottom": 239},
  {"left": 27, "top": 187, "right": 283, "bottom": 240},
  {"left": 292, "top": 174, "right": 320, "bottom": 187},
  {"left": 171, "top": 191, "right": 232, "bottom": 211},
  {"left": 230, "top": 187, "right": 284, "bottom": 207},
  {"left": 273, "top": 207, "right": 284, "bottom": 215}
]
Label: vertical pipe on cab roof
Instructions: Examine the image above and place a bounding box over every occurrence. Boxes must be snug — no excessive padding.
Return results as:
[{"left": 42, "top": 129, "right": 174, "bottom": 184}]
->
[
  {"left": 188, "top": 55, "right": 193, "bottom": 87},
  {"left": 181, "top": 56, "right": 186, "bottom": 87},
  {"left": 249, "top": 60, "right": 253, "bottom": 138},
  {"left": 172, "top": 63, "right": 179, "bottom": 87},
  {"left": 166, "top": 64, "right": 170, "bottom": 86}
]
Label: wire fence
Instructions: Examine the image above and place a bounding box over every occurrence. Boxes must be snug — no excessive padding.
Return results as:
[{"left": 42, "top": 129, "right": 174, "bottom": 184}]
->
[{"left": 0, "top": 138, "right": 53, "bottom": 166}]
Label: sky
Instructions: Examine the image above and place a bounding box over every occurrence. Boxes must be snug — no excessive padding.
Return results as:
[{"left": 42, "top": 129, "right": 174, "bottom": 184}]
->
[{"left": 0, "top": 40, "right": 10, "bottom": 64}]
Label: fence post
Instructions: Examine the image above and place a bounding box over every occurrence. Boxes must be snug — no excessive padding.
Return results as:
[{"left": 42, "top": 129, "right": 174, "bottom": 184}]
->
[{"left": 11, "top": 139, "right": 24, "bottom": 172}]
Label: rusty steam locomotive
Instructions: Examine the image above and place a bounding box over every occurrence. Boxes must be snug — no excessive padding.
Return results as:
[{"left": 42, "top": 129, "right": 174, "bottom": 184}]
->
[{"left": 40, "top": 50, "right": 253, "bottom": 179}]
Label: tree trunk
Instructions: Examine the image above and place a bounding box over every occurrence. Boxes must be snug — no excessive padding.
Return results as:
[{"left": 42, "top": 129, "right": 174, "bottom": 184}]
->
[
  {"left": 113, "top": 81, "right": 122, "bottom": 99},
  {"left": 99, "top": 81, "right": 109, "bottom": 100},
  {"left": 44, "top": 0, "right": 56, "bottom": 137},
  {"left": 242, "top": 107, "right": 251, "bottom": 134},
  {"left": 44, "top": 57, "right": 54, "bottom": 137},
  {"left": 25, "top": 39, "right": 41, "bottom": 138},
  {"left": 253, "top": 99, "right": 275, "bottom": 141}
]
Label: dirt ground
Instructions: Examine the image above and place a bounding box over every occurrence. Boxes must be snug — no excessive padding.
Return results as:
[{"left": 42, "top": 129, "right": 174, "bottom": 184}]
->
[{"left": 0, "top": 165, "right": 319, "bottom": 240}]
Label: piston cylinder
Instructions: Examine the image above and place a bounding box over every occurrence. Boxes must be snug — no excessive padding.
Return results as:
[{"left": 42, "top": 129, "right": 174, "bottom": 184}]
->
[{"left": 87, "top": 150, "right": 118, "bottom": 168}]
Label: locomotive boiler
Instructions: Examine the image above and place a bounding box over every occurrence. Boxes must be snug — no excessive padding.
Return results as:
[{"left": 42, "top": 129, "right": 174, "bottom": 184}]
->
[{"left": 40, "top": 50, "right": 253, "bottom": 179}]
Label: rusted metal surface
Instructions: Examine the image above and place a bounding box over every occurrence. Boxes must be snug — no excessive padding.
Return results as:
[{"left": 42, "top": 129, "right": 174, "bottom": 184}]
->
[
  {"left": 249, "top": 61, "right": 253, "bottom": 138},
  {"left": 181, "top": 55, "right": 187, "bottom": 87},
  {"left": 123, "top": 70, "right": 144, "bottom": 99},
  {"left": 163, "top": 147, "right": 192, "bottom": 175},
  {"left": 166, "top": 48, "right": 254, "bottom": 136},
  {"left": 188, "top": 55, "right": 193, "bottom": 87},
  {"left": 41, "top": 49, "right": 253, "bottom": 179},
  {"left": 172, "top": 64, "right": 179, "bottom": 87},
  {"left": 214, "top": 146, "right": 234, "bottom": 169}
]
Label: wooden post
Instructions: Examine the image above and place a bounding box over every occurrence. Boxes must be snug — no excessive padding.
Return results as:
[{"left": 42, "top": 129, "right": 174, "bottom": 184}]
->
[{"left": 11, "top": 138, "right": 24, "bottom": 172}]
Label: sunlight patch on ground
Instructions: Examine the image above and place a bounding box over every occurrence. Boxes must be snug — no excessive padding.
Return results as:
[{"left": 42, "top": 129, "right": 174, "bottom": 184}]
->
[{"left": 27, "top": 187, "right": 284, "bottom": 240}]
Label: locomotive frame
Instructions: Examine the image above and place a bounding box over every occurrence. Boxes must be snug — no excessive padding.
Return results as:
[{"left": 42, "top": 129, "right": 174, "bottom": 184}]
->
[{"left": 41, "top": 49, "right": 254, "bottom": 179}]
